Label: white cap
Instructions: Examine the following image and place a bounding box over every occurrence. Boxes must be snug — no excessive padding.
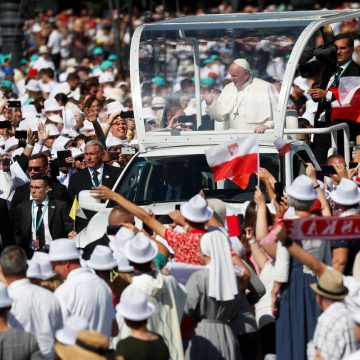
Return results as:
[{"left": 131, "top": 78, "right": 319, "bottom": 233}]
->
[
  {"left": 48, "top": 114, "right": 63, "bottom": 124},
  {"left": 330, "top": 178, "right": 360, "bottom": 206},
  {"left": 26, "top": 79, "right": 41, "bottom": 92},
  {"left": 99, "top": 72, "right": 115, "bottom": 84},
  {"left": 71, "top": 147, "right": 84, "bottom": 158},
  {"left": 87, "top": 245, "right": 118, "bottom": 271},
  {"left": 106, "top": 101, "right": 125, "bottom": 116},
  {"left": 39, "top": 45, "right": 49, "bottom": 54},
  {"left": 124, "top": 233, "right": 157, "bottom": 264},
  {"left": 0, "top": 282, "right": 12, "bottom": 308},
  {"left": 49, "top": 239, "right": 80, "bottom": 261},
  {"left": 43, "top": 98, "right": 62, "bottom": 112},
  {"left": 45, "top": 124, "right": 60, "bottom": 136},
  {"left": 293, "top": 76, "right": 308, "bottom": 92},
  {"left": 285, "top": 175, "right": 318, "bottom": 201},
  {"left": 22, "top": 104, "right": 38, "bottom": 118},
  {"left": 233, "top": 58, "right": 250, "bottom": 72},
  {"left": 116, "top": 286, "right": 154, "bottom": 321},
  {"left": 180, "top": 194, "right": 213, "bottom": 223},
  {"left": 55, "top": 316, "right": 89, "bottom": 345},
  {"left": 26, "top": 261, "right": 42, "bottom": 279},
  {"left": 4, "top": 137, "right": 19, "bottom": 153},
  {"left": 143, "top": 107, "right": 156, "bottom": 121}
]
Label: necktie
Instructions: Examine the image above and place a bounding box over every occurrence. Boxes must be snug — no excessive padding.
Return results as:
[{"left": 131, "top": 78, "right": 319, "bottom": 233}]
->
[
  {"left": 92, "top": 170, "right": 100, "bottom": 186},
  {"left": 332, "top": 66, "right": 343, "bottom": 88},
  {"left": 36, "top": 203, "right": 45, "bottom": 250}
]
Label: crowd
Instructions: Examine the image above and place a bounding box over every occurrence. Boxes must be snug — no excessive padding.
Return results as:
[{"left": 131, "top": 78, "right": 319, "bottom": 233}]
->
[{"left": 1, "top": 2, "right": 360, "bottom": 360}]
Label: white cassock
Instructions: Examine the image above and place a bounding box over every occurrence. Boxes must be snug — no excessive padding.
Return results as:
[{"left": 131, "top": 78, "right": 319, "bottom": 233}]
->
[{"left": 206, "top": 78, "right": 279, "bottom": 130}]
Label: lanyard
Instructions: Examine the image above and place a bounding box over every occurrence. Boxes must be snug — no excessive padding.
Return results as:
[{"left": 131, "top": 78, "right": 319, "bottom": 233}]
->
[
  {"left": 90, "top": 170, "right": 102, "bottom": 187},
  {"left": 32, "top": 201, "right": 48, "bottom": 233}
]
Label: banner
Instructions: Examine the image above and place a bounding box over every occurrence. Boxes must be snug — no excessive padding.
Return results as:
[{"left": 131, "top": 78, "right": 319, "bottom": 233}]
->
[{"left": 283, "top": 215, "right": 360, "bottom": 240}]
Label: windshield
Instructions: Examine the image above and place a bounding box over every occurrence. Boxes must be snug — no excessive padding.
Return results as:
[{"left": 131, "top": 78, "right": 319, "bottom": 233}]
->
[
  {"left": 136, "top": 24, "right": 305, "bottom": 135},
  {"left": 117, "top": 152, "right": 283, "bottom": 204}
]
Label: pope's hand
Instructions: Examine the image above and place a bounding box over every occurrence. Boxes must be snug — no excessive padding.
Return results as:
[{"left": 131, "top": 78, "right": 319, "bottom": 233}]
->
[{"left": 254, "top": 125, "right": 268, "bottom": 133}]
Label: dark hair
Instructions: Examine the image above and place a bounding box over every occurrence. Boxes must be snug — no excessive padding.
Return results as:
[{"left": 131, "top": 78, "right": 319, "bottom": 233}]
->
[
  {"left": 0, "top": 246, "right": 28, "bottom": 277},
  {"left": 82, "top": 95, "right": 99, "bottom": 111},
  {"left": 29, "top": 153, "right": 48, "bottom": 166},
  {"left": 245, "top": 201, "right": 273, "bottom": 235},
  {"left": 67, "top": 73, "right": 80, "bottom": 82},
  {"left": 335, "top": 33, "right": 354, "bottom": 49},
  {"left": 124, "top": 318, "right": 148, "bottom": 329},
  {"left": 55, "top": 93, "right": 68, "bottom": 106},
  {"left": 31, "top": 173, "right": 50, "bottom": 186},
  {"left": 128, "top": 260, "right": 153, "bottom": 273}
]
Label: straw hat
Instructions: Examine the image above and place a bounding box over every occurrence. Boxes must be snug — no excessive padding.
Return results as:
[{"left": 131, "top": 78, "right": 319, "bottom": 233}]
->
[
  {"left": 55, "top": 330, "right": 111, "bottom": 360},
  {"left": 124, "top": 233, "right": 157, "bottom": 264},
  {"left": 207, "top": 198, "right": 226, "bottom": 226},
  {"left": 180, "top": 194, "right": 213, "bottom": 223},
  {"left": 285, "top": 175, "right": 318, "bottom": 201},
  {"left": 330, "top": 178, "right": 360, "bottom": 206},
  {"left": 310, "top": 268, "right": 348, "bottom": 301},
  {"left": 116, "top": 286, "right": 154, "bottom": 321}
]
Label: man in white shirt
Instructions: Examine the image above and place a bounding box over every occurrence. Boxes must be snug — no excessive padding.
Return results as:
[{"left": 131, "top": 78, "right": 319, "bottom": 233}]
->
[
  {"left": 49, "top": 239, "right": 116, "bottom": 337},
  {"left": 32, "top": 46, "right": 55, "bottom": 71},
  {"left": 47, "top": 23, "right": 62, "bottom": 70},
  {"left": 0, "top": 246, "right": 63, "bottom": 359},
  {"left": 203, "top": 58, "right": 278, "bottom": 133}
]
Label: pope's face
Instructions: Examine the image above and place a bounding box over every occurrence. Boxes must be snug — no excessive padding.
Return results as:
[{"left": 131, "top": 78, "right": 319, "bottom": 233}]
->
[{"left": 229, "top": 63, "right": 250, "bottom": 89}]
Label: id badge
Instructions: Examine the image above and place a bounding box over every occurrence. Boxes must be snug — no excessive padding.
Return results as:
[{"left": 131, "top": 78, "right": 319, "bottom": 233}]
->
[{"left": 32, "top": 239, "right": 40, "bottom": 251}]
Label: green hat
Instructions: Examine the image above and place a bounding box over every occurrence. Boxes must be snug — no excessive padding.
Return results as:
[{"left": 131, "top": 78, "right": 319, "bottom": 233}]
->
[
  {"left": 30, "top": 54, "right": 40, "bottom": 62},
  {"left": 92, "top": 47, "right": 104, "bottom": 56},
  {"left": 210, "top": 54, "right": 219, "bottom": 60},
  {"left": 1, "top": 80, "right": 12, "bottom": 89},
  {"left": 100, "top": 60, "right": 113, "bottom": 71},
  {"left": 152, "top": 76, "right": 166, "bottom": 86},
  {"left": 108, "top": 54, "right": 118, "bottom": 61},
  {"left": 203, "top": 58, "right": 214, "bottom": 65},
  {"left": 20, "top": 58, "right": 28, "bottom": 65},
  {"left": 200, "top": 77, "right": 215, "bottom": 86}
]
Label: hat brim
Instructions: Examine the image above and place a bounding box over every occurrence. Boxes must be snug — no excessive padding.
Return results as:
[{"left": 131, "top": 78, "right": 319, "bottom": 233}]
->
[
  {"left": 0, "top": 299, "right": 12, "bottom": 308},
  {"left": 124, "top": 241, "right": 157, "bottom": 264},
  {"left": 49, "top": 253, "right": 80, "bottom": 262},
  {"left": 180, "top": 203, "right": 213, "bottom": 223},
  {"left": 87, "top": 259, "right": 118, "bottom": 271},
  {"left": 309, "top": 283, "right": 348, "bottom": 301},
  {"left": 285, "top": 186, "right": 318, "bottom": 201},
  {"left": 55, "top": 342, "right": 106, "bottom": 360},
  {"left": 55, "top": 329, "right": 75, "bottom": 345},
  {"left": 116, "top": 301, "right": 154, "bottom": 321},
  {"left": 330, "top": 191, "right": 360, "bottom": 206}
]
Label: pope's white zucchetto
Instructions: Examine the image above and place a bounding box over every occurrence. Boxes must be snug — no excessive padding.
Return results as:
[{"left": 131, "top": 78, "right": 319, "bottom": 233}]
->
[{"left": 233, "top": 58, "right": 250, "bottom": 72}]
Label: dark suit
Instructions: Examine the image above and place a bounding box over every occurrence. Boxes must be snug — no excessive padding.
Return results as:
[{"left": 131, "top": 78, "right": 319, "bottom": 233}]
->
[
  {"left": 12, "top": 198, "right": 73, "bottom": 256},
  {"left": 313, "top": 60, "right": 360, "bottom": 163},
  {"left": 82, "top": 234, "right": 110, "bottom": 260},
  {"left": 68, "top": 164, "right": 122, "bottom": 231},
  {"left": 11, "top": 179, "right": 71, "bottom": 212},
  {"left": 0, "top": 198, "right": 14, "bottom": 252}
]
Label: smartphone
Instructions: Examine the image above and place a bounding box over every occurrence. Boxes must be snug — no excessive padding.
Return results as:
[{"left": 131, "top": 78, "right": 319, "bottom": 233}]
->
[
  {"left": 15, "top": 130, "right": 27, "bottom": 139},
  {"left": 0, "top": 121, "right": 11, "bottom": 129},
  {"left": 155, "top": 214, "right": 173, "bottom": 224},
  {"left": 121, "top": 147, "right": 136, "bottom": 155},
  {"left": 109, "top": 151, "right": 120, "bottom": 161},
  {"left": 32, "top": 131, "right": 39, "bottom": 141},
  {"left": 349, "top": 162, "right": 359, "bottom": 169},
  {"left": 321, "top": 165, "right": 337, "bottom": 175},
  {"left": 8, "top": 100, "right": 21, "bottom": 108},
  {"left": 274, "top": 182, "right": 284, "bottom": 204},
  {"left": 107, "top": 225, "right": 122, "bottom": 235},
  {"left": 57, "top": 150, "right": 72, "bottom": 168},
  {"left": 120, "top": 110, "right": 134, "bottom": 119},
  {"left": 177, "top": 115, "right": 194, "bottom": 123},
  {"left": 175, "top": 204, "right": 181, "bottom": 211}
]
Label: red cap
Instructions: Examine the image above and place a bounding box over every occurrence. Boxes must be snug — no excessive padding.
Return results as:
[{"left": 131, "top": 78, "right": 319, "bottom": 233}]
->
[{"left": 27, "top": 68, "right": 38, "bottom": 78}]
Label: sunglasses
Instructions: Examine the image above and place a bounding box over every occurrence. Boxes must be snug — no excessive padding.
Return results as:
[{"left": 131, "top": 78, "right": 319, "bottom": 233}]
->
[
  {"left": 75, "top": 156, "right": 85, "bottom": 162},
  {"left": 27, "top": 166, "right": 44, "bottom": 172}
]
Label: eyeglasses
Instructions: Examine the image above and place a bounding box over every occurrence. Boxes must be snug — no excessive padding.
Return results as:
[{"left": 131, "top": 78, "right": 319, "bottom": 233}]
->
[{"left": 27, "top": 166, "right": 45, "bottom": 172}]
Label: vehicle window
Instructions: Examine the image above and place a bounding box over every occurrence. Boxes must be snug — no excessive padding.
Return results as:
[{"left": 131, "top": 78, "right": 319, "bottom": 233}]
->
[{"left": 117, "top": 153, "right": 281, "bottom": 204}]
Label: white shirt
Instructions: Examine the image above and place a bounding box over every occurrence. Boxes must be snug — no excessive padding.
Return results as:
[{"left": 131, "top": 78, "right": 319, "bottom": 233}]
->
[
  {"left": 88, "top": 164, "right": 104, "bottom": 186},
  {"left": 54, "top": 267, "right": 115, "bottom": 337},
  {"left": 31, "top": 198, "right": 53, "bottom": 245},
  {"left": 47, "top": 30, "right": 62, "bottom": 54},
  {"left": 8, "top": 278, "right": 63, "bottom": 360},
  {"left": 32, "top": 56, "right": 55, "bottom": 71}
]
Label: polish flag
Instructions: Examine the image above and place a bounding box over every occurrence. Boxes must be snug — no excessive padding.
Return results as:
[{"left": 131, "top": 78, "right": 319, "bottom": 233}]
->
[
  {"left": 205, "top": 136, "right": 259, "bottom": 190},
  {"left": 273, "top": 137, "right": 292, "bottom": 156}
]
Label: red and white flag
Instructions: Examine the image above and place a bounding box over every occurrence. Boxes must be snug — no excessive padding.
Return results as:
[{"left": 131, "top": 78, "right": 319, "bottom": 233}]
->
[
  {"left": 273, "top": 137, "right": 292, "bottom": 156},
  {"left": 205, "top": 136, "right": 259, "bottom": 190}
]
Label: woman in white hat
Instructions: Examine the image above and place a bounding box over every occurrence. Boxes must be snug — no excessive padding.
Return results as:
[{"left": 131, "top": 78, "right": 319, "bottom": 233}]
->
[
  {"left": 185, "top": 230, "right": 241, "bottom": 360},
  {"left": 115, "top": 286, "right": 169, "bottom": 360},
  {"left": 273, "top": 173, "right": 332, "bottom": 360}
]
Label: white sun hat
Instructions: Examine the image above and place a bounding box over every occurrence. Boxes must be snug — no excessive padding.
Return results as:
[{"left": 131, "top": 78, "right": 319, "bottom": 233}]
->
[
  {"left": 21, "top": 104, "right": 38, "bottom": 118},
  {"left": 99, "top": 72, "right": 115, "bottom": 84},
  {"left": 124, "top": 232, "right": 157, "bottom": 264},
  {"left": 285, "top": 174, "right": 318, "bottom": 201},
  {"left": 26, "top": 261, "right": 42, "bottom": 279},
  {"left": 87, "top": 245, "right": 118, "bottom": 271},
  {"left": 109, "top": 227, "right": 135, "bottom": 257},
  {"left": 116, "top": 254, "right": 134, "bottom": 273},
  {"left": 55, "top": 316, "right": 89, "bottom": 345},
  {"left": 105, "top": 100, "right": 125, "bottom": 115},
  {"left": 0, "top": 282, "right": 12, "bottom": 308},
  {"left": 37, "top": 255, "right": 57, "bottom": 280},
  {"left": 4, "top": 137, "right": 19, "bottom": 153},
  {"left": 71, "top": 147, "right": 84, "bottom": 158},
  {"left": 47, "top": 114, "right": 63, "bottom": 124},
  {"left": 25, "top": 79, "right": 41, "bottom": 92},
  {"left": 330, "top": 178, "right": 360, "bottom": 206},
  {"left": 116, "top": 286, "right": 154, "bottom": 321},
  {"left": 180, "top": 194, "right": 213, "bottom": 223},
  {"left": 49, "top": 239, "right": 80, "bottom": 262},
  {"left": 45, "top": 123, "right": 60, "bottom": 136},
  {"left": 43, "top": 98, "right": 62, "bottom": 112}
]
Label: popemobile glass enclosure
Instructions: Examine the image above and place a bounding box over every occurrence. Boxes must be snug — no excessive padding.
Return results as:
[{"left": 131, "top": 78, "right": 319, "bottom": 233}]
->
[{"left": 129, "top": 10, "right": 360, "bottom": 153}]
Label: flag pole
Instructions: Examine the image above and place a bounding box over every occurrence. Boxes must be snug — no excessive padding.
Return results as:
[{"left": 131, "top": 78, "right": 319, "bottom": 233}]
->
[
  {"left": 257, "top": 141, "right": 260, "bottom": 188},
  {"left": 73, "top": 195, "right": 77, "bottom": 231}
]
